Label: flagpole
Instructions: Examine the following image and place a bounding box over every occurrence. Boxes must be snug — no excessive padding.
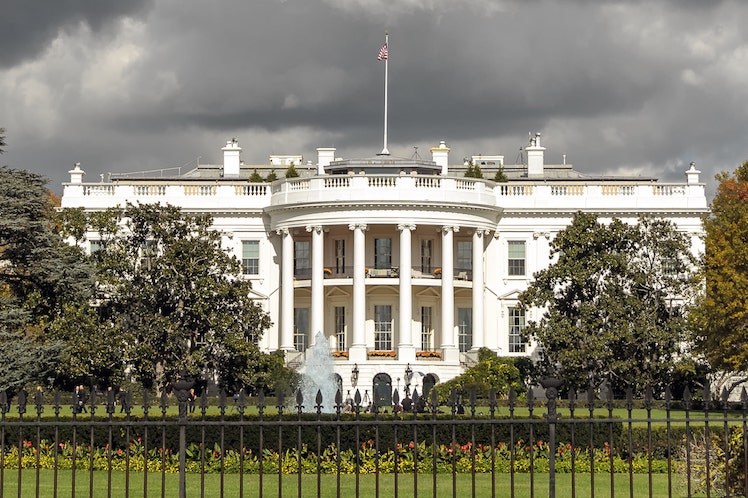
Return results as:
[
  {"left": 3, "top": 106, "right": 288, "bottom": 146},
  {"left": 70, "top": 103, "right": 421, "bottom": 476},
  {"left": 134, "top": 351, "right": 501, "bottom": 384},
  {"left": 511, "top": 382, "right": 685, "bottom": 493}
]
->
[{"left": 380, "top": 32, "right": 389, "bottom": 155}]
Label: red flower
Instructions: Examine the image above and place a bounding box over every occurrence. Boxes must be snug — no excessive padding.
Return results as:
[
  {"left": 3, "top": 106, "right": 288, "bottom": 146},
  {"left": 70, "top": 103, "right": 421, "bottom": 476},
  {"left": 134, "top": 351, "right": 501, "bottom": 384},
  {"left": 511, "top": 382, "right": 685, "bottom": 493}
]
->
[{"left": 408, "top": 441, "right": 415, "bottom": 449}]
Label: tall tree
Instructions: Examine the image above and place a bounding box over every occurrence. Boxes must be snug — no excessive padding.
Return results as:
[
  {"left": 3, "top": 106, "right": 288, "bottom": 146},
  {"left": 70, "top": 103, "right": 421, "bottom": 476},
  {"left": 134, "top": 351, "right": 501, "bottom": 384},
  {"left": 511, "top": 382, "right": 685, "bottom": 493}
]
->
[
  {"left": 519, "top": 212, "right": 696, "bottom": 394},
  {"left": 0, "top": 127, "right": 5, "bottom": 153},
  {"left": 0, "top": 167, "right": 93, "bottom": 391},
  {"left": 86, "top": 203, "right": 273, "bottom": 391},
  {"left": 691, "top": 162, "right": 748, "bottom": 393}
]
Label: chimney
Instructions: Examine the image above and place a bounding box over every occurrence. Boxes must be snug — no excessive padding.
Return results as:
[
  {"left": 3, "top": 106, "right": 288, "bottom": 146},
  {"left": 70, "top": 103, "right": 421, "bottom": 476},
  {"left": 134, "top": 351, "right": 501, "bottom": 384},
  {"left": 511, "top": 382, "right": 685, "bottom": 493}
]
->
[
  {"left": 526, "top": 132, "right": 545, "bottom": 177},
  {"left": 68, "top": 162, "right": 85, "bottom": 184},
  {"left": 222, "top": 138, "right": 242, "bottom": 177},
  {"left": 686, "top": 162, "right": 701, "bottom": 184},
  {"left": 317, "top": 148, "right": 336, "bottom": 174},
  {"left": 431, "top": 140, "right": 450, "bottom": 175}
]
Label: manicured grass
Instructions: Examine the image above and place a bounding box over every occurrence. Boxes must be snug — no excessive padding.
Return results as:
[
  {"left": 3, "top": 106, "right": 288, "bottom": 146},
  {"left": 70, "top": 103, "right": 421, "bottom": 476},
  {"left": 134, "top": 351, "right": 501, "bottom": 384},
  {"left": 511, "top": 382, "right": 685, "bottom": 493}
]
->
[{"left": 0, "top": 469, "right": 701, "bottom": 497}]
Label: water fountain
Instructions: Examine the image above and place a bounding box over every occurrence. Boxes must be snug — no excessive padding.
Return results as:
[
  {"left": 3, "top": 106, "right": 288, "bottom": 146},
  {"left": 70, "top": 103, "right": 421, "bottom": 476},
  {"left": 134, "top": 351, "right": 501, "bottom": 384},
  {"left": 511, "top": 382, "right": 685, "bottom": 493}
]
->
[{"left": 300, "top": 331, "right": 340, "bottom": 412}]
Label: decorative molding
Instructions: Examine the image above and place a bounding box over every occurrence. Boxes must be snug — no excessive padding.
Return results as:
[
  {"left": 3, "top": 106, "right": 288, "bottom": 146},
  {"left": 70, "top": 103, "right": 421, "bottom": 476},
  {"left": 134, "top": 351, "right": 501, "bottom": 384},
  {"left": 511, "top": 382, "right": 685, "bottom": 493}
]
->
[
  {"left": 533, "top": 231, "right": 550, "bottom": 240},
  {"left": 306, "top": 225, "right": 323, "bottom": 234},
  {"left": 275, "top": 228, "right": 290, "bottom": 236},
  {"left": 441, "top": 225, "right": 460, "bottom": 234},
  {"left": 397, "top": 223, "right": 416, "bottom": 231},
  {"left": 348, "top": 223, "right": 368, "bottom": 231}
]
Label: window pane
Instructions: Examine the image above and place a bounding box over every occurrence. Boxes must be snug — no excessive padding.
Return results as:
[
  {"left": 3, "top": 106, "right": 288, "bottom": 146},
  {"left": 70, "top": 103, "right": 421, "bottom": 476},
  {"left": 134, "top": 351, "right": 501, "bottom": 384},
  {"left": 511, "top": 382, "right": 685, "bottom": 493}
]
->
[
  {"left": 508, "top": 241, "right": 526, "bottom": 276},
  {"left": 374, "top": 305, "right": 392, "bottom": 350},
  {"left": 334, "top": 239, "right": 346, "bottom": 274},
  {"left": 294, "top": 240, "right": 310, "bottom": 278},
  {"left": 508, "top": 307, "right": 526, "bottom": 353},
  {"left": 421, "top": 306, "right": 433, "bottom": 350},
  {"left": 421, "top": 240, "right": 432, "bottom": 272},
  {"left": 458, "top": 308, "right": 472, "bottom": 352},
  {"left": 374, "top": 238, "right": 392, "bottom": 269},
  {"left": 242, "top": 240, "right": 259, "bottom": 275},
  {"left": 294, "top": 308, "right": 309, "bottom": 352},
  {"left": 335, "top": 306, "right": 346, "bottom": 351}
]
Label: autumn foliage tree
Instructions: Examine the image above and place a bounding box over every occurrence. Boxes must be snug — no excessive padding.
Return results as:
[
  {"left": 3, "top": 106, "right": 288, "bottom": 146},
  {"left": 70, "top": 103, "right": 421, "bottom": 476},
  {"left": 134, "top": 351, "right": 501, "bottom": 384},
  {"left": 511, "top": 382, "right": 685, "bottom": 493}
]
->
[{"left": 691, "top": 161, "right": 748, "bottom": 393}]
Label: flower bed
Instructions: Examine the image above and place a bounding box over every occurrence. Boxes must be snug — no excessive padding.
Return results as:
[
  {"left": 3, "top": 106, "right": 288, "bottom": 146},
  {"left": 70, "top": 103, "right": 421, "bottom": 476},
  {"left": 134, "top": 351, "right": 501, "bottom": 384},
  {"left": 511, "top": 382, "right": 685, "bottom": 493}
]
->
[
  {"left": 1, "top": 438, "right": 679, "bottom": 475},
  {"left": 416, "top": 351, "right": 442, "bottom": 359},
  {"left": 367, "top": 350, "right": 396, "bottom": 358},
  {"left": 331, "top": 351, "right": 349, "bottom": 358}
]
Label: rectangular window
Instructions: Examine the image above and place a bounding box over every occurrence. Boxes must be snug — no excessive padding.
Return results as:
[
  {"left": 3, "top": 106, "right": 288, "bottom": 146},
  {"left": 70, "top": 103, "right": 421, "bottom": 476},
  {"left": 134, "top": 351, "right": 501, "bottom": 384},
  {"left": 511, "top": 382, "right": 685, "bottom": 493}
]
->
[
  {"left": 89, "top": 240, "right": 102, "bottom": 255},
  {"left": 374, "top": 238, "right": 392, "bottom": 269},
  {"left": 294, "top": 240, "right": 310, "bottom": 278},
  {"left": 508, "top": 240, "right": 526, "bottom": 276},
  {"left": 242, "top": 240, "right": 260, "bottom": 275},
  {"left": 294, "top": 308, "right": 309, "bottom": 352},
  {"left": 420, "top": 239, "right": 433, "bottom": 273},
  {"left": 334, "top": 239, "right": 346, "bottom": 274},
  {"left": 458, "top": 308, "right": 472, "bottom": 352},
  {"left": 456, "top": 240, "right": 472, "bottom": 279},
  {"left": 421, "top": 306, "right": 434, "bottom": 351},
  {"left": 509, "top": 307, "right": 527, "bottom": 353},
  {"left": 335, "top": 306, "right": 346, "bottom": 351},
  {"left": 374, "top": 305, "right": 392, "bottom": 350}
]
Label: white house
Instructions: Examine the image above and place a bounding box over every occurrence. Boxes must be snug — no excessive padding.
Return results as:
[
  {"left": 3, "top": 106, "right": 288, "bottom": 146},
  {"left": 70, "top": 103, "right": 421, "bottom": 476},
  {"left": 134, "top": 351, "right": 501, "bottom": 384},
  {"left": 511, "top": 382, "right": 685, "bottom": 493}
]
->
[{"left": 60, "top": 133, "right": 708, "bottom": 405}]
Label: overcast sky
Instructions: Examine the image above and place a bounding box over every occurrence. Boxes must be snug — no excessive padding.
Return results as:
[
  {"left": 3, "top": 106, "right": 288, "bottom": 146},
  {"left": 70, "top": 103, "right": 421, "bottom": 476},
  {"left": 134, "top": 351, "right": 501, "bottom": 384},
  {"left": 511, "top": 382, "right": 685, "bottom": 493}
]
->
[{"left": 1, "top": 0, "right": 746, "bottom": 197}]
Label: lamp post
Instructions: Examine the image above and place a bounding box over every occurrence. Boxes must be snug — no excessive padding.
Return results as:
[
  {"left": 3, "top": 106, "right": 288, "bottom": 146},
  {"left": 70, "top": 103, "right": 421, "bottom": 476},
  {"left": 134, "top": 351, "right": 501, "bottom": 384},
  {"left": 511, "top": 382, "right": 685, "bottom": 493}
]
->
[
  {"left": 351, "top": 363, "right": 359, "bottom": 388},
  {"left": 404, "top": 363, "right": 413, "bottom": 397}
]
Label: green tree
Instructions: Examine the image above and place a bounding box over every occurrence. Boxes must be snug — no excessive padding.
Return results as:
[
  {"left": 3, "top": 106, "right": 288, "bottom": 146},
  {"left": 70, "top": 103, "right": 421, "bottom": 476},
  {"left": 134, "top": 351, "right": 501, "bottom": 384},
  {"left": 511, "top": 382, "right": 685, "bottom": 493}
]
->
[
  {"left": 0, "top": 167, "right": 93, "bottom": 390},
  {"left": 519, "top": 212, "right": 696, "bottom": 394},
  {"left": 493, "top": 166, "right": 508, "bottom": 182},
  {"left": 433, "top": 348, "right": 524, "bottom": 401},
  {"left": 284, "top": 164, "right": 300, "bottom": 179},
  {"left": 0, "top": 127, "right": 5, "bottom": 153},
  {"left": 88, "top": 203, "right": 273, "bottom": 391},
  {"left": 691, "top": 162, "right": 748, "bottom": 394},
  {"left": 248, "top": 169, "right": 263, "bottom": 182},
  {"left": 265, "top": 170, "right": 278, "bottom": 182}
]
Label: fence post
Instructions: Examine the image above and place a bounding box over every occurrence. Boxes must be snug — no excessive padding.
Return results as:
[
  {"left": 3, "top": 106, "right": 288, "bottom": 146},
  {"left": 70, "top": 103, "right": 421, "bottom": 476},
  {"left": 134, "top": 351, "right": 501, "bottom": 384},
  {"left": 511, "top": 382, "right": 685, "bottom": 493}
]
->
[
  {"left": 540, "top": 378, "right": 563, "bottom": 498},
  {"left": 173, "top": 373, "right": 195, "bottom": 498}
]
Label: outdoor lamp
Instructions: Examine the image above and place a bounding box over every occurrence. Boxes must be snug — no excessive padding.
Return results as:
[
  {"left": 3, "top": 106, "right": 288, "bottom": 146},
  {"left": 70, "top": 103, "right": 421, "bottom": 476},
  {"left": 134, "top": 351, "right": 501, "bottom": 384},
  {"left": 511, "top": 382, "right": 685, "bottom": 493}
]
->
[
  {"left": 351, "top": 363, "right": 359, "bottom": 387},
  {"left": 404, "top": 363, "right": 413, "bottom": 386}
]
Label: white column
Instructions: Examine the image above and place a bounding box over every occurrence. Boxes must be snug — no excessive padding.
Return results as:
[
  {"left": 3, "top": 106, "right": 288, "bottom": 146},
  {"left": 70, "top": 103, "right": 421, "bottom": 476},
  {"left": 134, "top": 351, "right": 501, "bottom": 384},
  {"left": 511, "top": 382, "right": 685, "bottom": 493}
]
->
[
  {"left": 440, "top": 226, "right": 458, "bottom": 352},
  {"left": 349, "top": 223, "right": 367, "bottom": 361},
  {"left": 278, "top": 228, "right": 295, "bottom": 351},
  {"left": 308, "top": 225, "right": 324, "bottom": 346},
  {"left": 471, "top": 229, "right": 487, "bottom": 350},
  {"left": 398, "top": 224, "right": 415, "bottom": 361}
]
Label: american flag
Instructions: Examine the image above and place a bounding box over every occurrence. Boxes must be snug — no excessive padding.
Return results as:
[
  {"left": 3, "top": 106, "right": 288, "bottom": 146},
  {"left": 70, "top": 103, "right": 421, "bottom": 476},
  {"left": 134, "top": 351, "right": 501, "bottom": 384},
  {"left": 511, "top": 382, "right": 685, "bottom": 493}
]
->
[{"left": 377, "top": 44, "right": 388, "bottom": 61}]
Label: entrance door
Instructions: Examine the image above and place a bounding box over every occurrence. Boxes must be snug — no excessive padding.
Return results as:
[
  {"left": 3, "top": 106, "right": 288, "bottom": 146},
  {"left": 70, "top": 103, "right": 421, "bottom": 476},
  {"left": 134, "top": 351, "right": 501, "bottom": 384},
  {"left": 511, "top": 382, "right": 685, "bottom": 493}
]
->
[{"left": 372, "top": 373, "right": 392, "bottom": 409}]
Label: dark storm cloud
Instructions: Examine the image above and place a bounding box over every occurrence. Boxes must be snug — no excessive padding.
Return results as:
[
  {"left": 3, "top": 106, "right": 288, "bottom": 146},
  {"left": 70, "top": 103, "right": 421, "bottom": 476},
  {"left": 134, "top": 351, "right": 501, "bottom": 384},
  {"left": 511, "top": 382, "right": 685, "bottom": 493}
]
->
[
  {"left": 2, "top": 0, "right": 747, "bottom": 198},
  {"left": 0, "top": 0, "right": 153, "bottom": 68}
]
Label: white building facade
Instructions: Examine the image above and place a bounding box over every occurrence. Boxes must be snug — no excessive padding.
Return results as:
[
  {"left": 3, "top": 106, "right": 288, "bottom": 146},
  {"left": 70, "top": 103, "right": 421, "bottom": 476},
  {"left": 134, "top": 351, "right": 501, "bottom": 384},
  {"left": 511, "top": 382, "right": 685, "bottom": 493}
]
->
[{"left": 61, "top": 134, "right": 708, "bottom": 404}]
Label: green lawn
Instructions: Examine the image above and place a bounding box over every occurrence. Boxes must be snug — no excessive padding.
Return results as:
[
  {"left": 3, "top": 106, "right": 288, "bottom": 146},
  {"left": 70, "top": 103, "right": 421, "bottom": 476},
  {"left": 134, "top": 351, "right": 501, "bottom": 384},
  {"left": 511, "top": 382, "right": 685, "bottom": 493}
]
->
[{"left": 0, "top": 469, "right": 709, "bottom": 497}]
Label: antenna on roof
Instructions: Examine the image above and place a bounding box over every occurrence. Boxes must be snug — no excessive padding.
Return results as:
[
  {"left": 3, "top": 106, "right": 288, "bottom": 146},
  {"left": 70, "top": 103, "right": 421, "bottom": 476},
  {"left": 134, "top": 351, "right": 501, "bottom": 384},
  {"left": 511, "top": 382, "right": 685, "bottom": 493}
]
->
[
  {"left": 516, "top": 147, "right": 525, "bottom": 166},
  {"left": 411, "top": 146, "right": 420, "bottom": 160}
]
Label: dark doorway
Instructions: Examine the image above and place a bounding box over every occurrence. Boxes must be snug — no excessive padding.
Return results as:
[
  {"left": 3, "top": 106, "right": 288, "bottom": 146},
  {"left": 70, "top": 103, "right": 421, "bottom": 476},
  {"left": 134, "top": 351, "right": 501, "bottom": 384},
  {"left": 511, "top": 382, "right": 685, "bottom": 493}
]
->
[{"left": 372, "top": 373, "right": 392, "bottom": 409}]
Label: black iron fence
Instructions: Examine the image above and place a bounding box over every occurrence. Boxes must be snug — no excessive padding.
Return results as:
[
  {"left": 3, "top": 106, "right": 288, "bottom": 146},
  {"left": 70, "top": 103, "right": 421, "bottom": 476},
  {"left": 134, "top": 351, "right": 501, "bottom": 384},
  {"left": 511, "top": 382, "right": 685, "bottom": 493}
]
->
[{"left": 0, "top": 384, "right": 746, "bottom": 497}]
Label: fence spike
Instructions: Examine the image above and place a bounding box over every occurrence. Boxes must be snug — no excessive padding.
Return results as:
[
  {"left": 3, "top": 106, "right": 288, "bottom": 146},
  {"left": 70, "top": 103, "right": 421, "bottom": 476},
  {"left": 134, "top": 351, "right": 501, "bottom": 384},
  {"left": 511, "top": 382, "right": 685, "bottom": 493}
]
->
[
  {"left": 664, "top": 387, "right": 672, "bottom": 408},
  {"left": 354, "top": 389, "right": 362, "bottom": 406},
  {"left": 315, "top": 389, "right": 323, "bottom": 410},
  {"left": 742, "top": 387, "right": 748, "bottom": 411},
  {"left": 626, "top": 388, "right": 634, "bottom": 411},
  {"left": 683, "top": 386, "right": 691, "bottom": 409},
  {"left": 392, "top": 389, "right": 400, "bottom": 408},
  {"left": 568, "top": 389, "right": 576, "bottom": 412},
  {"left": 335, "top": 389, "right": 343, "bottom": 407},
  {"left": 722, "top": 386, "right": 730, "bottom": 409},
  {"left": 644, "top": 386, "right": 653, "bottom": 410}
]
